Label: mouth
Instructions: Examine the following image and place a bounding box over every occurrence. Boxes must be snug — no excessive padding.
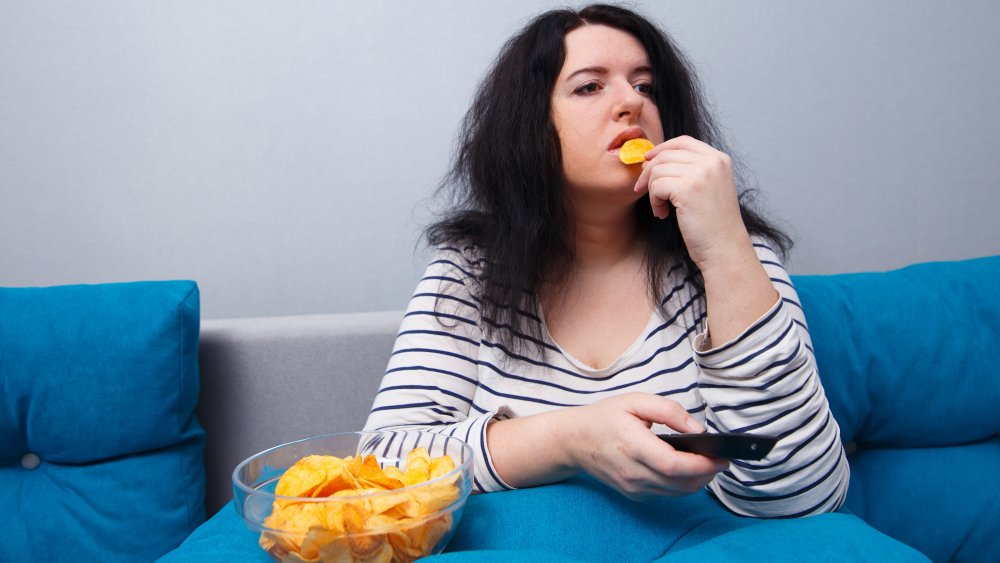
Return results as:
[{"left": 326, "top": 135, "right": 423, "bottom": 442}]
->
[{"left": 607, "top": 127, "right": 646, "bottom": 153}]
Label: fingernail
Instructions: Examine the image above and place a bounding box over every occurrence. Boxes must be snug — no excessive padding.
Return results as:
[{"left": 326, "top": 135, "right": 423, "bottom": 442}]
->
[{"left": 686, "top": 418, "right": 705, "bottom": 433}]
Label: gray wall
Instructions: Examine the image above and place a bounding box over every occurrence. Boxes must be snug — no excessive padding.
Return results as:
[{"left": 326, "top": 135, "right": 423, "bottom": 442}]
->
[{"left": 2, "top": 1, "right": 998, "bottom": 319}]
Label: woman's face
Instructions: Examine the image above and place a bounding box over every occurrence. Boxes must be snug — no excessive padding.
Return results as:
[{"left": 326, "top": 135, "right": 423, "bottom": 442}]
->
[{"left": 550, "top": 24, "right": 664, "bottom": 199}]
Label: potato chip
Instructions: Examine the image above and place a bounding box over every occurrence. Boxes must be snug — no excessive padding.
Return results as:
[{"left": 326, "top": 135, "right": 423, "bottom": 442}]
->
[
  {"left": 429, "top": 455, "right": 456, "bottom": 480},
  {"left": 382, "top": 465, "right": 405, "bottom": 481},
  {"left": 261, "top": 449, "right": 463, "bottom": 563},
  {"left": 619, "top": 137, "right": 654, "bottom": 164},
  {"left": 261, "top": 501, "right": 326, "bottom": 554},
  {"left": 275, "top": 455, "right": 341, "bottom": 498}
]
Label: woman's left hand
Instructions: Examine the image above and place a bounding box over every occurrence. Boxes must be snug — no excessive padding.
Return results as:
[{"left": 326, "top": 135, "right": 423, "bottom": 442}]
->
[
  {"left": 633, "top": 135, "right": 748, "bottom": 271},
  {"left": 635, "top": 135, "right": 778, "bottom": 345}
]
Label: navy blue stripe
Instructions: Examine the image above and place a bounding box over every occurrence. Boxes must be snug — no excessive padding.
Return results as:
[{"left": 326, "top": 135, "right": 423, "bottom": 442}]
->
[
  {"left": 385, "top": 365, "right": 478, "bottom": 387},
  {"left": 710, "top": 379, "right": 807, "bottom": 412},
  {"left": 657, "top": 381, "right": 699, "bottom": 397},
  {"left": 384, "top": 432, "right": 398, "bottom": 458},
  {"left": 398, "top": 329, "right": 480, "bottom": 348},
  {"left": 480, "top": 321, "right": 558, "bottom": 352},
  {"left": 686, "top": 403, "right": 707, "bottom": 415},
  {"left": 404, "top": 310, "right": 477, "bottom": 327},
  {"left": 429, "top": 259, "right": 478, "bottom": 282},
  {"left": 391, "top": 347, "right": 477, "bottom": 366},
  {"left": 479, "top": 419, "right": 512, "bottom": 490},
  {"left": 770, "top": 277, "right": 794, "bottom": 288},
  {"left": 749, "top": 344, "right": 810, "bottom": 387},
  {"left": 782, "top": 297, "right": 802, "bottom": 311},
  {"left": 698, "top": 300, "right": 784, "bottom": 358},
  {"left": 412, "top": 292, "right": 480, "bottom": 311},
  {"left": 478, "top": 295, "right": 542, "bottom": 323},
  {"left": 421, "top": 275, "right": 465, "bottom": 286},
  {"left": 370, "top": 401, "right": 442, "bottom": 413},
  {"left": 647, "top": 292, "right": 704, "bottom": 340},
  {"left": 463, "top": 421, "right": 474, "bottom": 448},
  {"left": 700, "top": 320, "right": 794, "bottom": 371},
  {"left": 718, "top": 450, "right": 842, "bottom": 502},
  {"left": 475, "top": 381, "right": 577, "bottom": 407},
  {"left": 378, "top": 384, "right": 471, "bottom": 406},
  {"left": 479, "top": 322, "right": 697, "bottom": 384},
  {"left": 368, "top": 420, "right": 454, "bottom": 430},
  {"left": 475, "top": 354, "right": 695, "bottom": 396},
  {"left": 699, "top": 341, "right": 808, "bottom": 394},
  {"left": 705, "top": 401, "right": 821, "bottom": 443},
  {"left": 725, "top": 385, "right": 819, "bottom": 434},
  {"left": 759, "top": 485, "right": 841, "bottom": 519},
  {"left": 658, "top": 273, "right": 697, "bottom": 307},
  {"left": 726, "top": 414, "right": 839, "bottom": 480}
]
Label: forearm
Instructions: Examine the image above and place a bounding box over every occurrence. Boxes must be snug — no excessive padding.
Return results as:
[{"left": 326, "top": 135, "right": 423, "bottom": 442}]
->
[
  {"left": 485, "top": 409, "right": 580, "bottom": 488},
  {"left": 698, "top": 233, "right": 779, "bottom": 348}
]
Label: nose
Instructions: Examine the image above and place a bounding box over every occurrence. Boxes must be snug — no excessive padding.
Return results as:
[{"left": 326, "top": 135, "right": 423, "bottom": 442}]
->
[{"left": 613, "top": 84, "right": 644, "bottom": 122}]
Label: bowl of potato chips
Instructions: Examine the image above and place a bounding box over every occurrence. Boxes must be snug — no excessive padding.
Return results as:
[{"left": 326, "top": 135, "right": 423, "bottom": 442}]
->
[{"left": 233, "top": 431, "right": 473, "bottom": 563}]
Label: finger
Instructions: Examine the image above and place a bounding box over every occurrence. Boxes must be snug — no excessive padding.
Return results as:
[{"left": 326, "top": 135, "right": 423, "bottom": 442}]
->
[
  {"left": 644, "top": 161, "right": 696, "bottom": 180},
  {"left": 645, "top": 446, "right": 731, "bottom": 480},
  {"left": 644, "top": 146, "right": 700, "bottom": 164},
  {"left": 656, "top": 134, "right": 715, "bottom": 155},
  {"left": 647, "top": 176, "right": 682, "bottom": 220},
  {"left": 611, "top": 461, "right": 710, "bottom": 499},
  {"left": 633, "top": 159, "right": 653, "bottom": 194},
  {"left": 627, "top": 394, "right": 704, "bottom": 433}
]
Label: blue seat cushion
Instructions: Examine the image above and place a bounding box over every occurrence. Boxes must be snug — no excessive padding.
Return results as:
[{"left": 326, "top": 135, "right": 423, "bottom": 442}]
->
[
  {"left": 0, "top": 281, "right": 206, "bottom": 562},
  {"left": 161, "top": 476, "right": 927, "bottom": 562},
  {"left": 438, "top": 475, "right": 925, "bottom": 562},
  {"left": 792, "top": 255, "right": 1000, "bottom": 446},
  {"left": 844, "top": 436, "right": 1000, "bottom": 563}
]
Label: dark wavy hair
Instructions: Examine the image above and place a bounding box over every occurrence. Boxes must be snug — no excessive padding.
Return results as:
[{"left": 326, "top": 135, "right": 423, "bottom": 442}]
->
[{"left": 427, "top": 3, "right": 791, "bottom": 352}]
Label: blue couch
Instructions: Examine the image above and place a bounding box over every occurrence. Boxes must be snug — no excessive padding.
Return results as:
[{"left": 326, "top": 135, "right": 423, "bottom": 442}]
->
[{"left": 3, "top": 255, "right": 999, "bottom": 562}]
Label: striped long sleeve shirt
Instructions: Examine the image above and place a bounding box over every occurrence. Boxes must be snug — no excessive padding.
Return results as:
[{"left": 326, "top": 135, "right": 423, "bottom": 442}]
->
[{"left": 364, "top": 241, "right": 849, "bottom": 518}]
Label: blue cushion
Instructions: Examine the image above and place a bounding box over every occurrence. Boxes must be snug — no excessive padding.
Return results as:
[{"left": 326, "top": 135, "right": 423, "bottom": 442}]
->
[
  {"left": 844, "top": 437, "right": 1000, "bottom": 563},
  {"left": 162, "top": 477, "right": 926, "bottom": 563},
  {"left": 0, "top": 281, "right": 206, "bottom": 562},
  {"left": 157, "top": 502, "right": 269, "bottom": 563},
  {"left": 792, "top": 255, "right": 1000, "bottom": 446},
  {"left": 437, "top": 476, "right": 925, "bottom": 562}
]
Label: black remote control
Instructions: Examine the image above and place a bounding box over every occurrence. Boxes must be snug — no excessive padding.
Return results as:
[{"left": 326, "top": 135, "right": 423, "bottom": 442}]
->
[{"left": 657, "top": 432, "right": 778, "bottom": 460}]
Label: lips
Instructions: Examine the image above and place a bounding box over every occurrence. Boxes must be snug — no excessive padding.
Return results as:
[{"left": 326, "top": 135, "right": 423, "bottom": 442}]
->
[{"left": 608, "top": 127, "right": 646, "bottom": 151}]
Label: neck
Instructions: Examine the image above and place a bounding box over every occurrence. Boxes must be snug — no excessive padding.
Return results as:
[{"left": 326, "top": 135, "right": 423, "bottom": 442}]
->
[{"left": 564, "top": 197, "right": 642, "bottom": 270}]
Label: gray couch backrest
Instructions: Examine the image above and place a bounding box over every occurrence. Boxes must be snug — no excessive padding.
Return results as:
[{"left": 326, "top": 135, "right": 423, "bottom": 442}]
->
[{"left": 196, "top": 310, "right": 403, "bottom": 515}]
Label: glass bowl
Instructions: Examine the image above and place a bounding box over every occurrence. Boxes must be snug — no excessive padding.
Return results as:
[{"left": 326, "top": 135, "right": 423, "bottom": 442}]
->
[{"left": 233, "top": 431, "right": 473, "bottom": 562}]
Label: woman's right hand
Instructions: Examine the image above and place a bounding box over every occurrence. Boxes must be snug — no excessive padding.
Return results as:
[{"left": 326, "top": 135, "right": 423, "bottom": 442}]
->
[
  {"left": 559, "top": 393, "right": 730, "bottom": 500},
  {"left": 487, "top": 393, "right": 729, "bottom": 499}
]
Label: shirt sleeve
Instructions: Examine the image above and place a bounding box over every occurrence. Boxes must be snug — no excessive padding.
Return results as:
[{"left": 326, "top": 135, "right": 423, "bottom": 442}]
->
[
  {"left": 693, "top": 240, "right": 850, "bottom": 518},
  {"left": 363, "top": 246, "right": 515, "bottom": 493}
]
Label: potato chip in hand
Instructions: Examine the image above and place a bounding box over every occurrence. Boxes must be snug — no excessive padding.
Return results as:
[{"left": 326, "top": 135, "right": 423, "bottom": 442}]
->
[{"left": 619, "top": 138, "right": 655, "bottom": 164}]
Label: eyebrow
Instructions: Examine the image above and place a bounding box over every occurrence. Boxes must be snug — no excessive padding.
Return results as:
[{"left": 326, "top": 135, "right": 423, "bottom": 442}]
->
[{"left": 564, "top": 65, "right": 653, "bottom": 82}]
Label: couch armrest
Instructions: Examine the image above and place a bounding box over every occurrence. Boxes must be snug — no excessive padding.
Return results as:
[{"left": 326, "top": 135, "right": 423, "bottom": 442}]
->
[{"left": 197, "top": 310, "right": 402, "bottom": 515}]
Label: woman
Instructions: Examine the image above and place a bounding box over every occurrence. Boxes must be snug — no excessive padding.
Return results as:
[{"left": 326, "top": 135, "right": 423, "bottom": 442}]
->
[{"left": 364, "top": 4, "right": 848, "bottom": 518}]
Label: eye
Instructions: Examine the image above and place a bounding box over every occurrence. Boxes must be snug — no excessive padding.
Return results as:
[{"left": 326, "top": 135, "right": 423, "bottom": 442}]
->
[
  {"left": 573, "top": 82, "right": 601, "bottom": 95},
  {"left": 634, "top": 82, "right": 655, "bottom": 96}
]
